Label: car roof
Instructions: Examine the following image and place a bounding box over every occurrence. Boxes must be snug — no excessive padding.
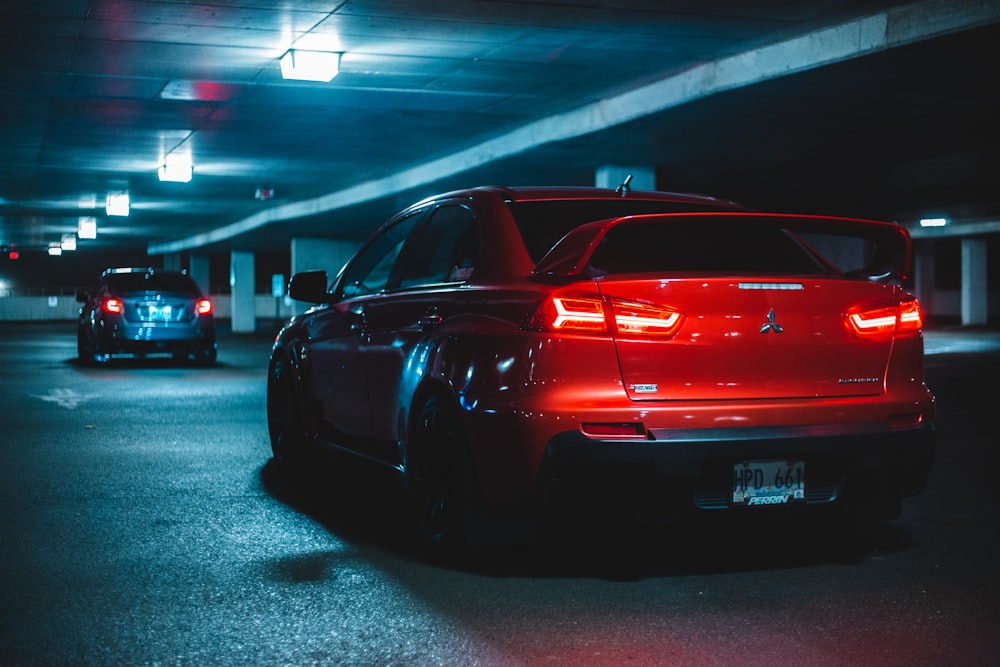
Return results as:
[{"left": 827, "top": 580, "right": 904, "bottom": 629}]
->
[
  {"left": 490, "top": 186, "right": 745, "bottom": 209},
  {"left": 405, "top": 185, "right": 747, "bottom": 211}
]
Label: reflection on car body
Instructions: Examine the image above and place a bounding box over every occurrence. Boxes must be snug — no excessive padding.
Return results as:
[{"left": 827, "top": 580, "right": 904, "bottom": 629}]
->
[
  {"left": 266, "top": 185, "right": 935, "bottom": 551},
  {"left": 76, "top": 267, "right": 217, "bottom": 365}
]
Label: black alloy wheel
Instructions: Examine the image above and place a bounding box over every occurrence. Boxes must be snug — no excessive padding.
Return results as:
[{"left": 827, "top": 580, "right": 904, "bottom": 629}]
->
[
  {"left": 267, "top": 356, "right": 306, "bottom": 463},
  {"left": 172, "top": 346, "right": 215, "bottom": 365},
  {"left": 193, "top": 345, "right": 217, "bottom": 366},
  {"left": 76, "top": 326, "right": 105, "bottom": 365},
  {"left": 76, "top": 327, "right": 91, "bottom": 362},
  {"left": 409, "top": 394, "right": 469, "bottom": 552}
]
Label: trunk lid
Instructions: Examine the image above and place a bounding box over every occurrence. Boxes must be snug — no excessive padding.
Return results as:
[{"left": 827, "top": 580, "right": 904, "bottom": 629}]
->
[
  {"left": 530, "top": 212, "right": 917, "bottom": 402},
  {"left": 598, "top": 277, "right": 895, "bottom": 401}
]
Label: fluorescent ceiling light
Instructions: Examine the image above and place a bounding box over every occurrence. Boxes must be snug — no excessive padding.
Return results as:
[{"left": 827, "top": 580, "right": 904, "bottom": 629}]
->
[
  {"left": 919, "top": 217, "right": 948, "bottom": 228},
  {"left": 158, "top": 162, "right": 193, "bottom": 183},
  {"left": 158, "top": 151, "right": 193, "bottom": 182},
  {"left": 60, "top": 234, "right": 77, "bottom": 251},
  {"left": 78, "top": 217, "right": 97, "bottom": 239},
  {"left": 106, "top": 192, "right": 130, "bottom": 217},
  {"left": 280, "top": 50, "right": 340, "bottom": 82},
  {"left": 48, "top": 244, "right": 62, "bottom": 256}
]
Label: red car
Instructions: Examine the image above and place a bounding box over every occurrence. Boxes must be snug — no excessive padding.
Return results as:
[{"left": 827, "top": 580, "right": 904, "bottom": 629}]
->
[{"left": 267, "top": 185, "right": 935, "bottom": 549}]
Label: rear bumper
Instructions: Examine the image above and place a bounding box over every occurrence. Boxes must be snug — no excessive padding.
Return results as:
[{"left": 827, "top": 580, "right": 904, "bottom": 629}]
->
[
  {"left": 535, "top": 421, "right": 936, "bottom": 523},
  {"left": 103, "top": 319, "right": 216, "bottom": 354}
]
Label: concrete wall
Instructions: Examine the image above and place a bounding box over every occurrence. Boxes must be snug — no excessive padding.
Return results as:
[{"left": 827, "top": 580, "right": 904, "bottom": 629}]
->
[{"left": 0, "top": 295, "right": 83, "bottom": 321}]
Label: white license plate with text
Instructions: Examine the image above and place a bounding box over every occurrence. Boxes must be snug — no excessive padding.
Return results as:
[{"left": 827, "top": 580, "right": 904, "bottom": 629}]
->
[{"left": 732, "top": 459, "right": 805, "bottom": 506}]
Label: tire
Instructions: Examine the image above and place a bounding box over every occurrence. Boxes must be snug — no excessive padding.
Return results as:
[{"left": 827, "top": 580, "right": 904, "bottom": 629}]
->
[
  {"left": 76, "top": 327, "right": 91, "bottom": 363},
  {"left": 194, "top": 345, "right": 217, "bottom": 366},
  {"left": 408, "top": 394, "right": 470, "bottom": 552},
  {"left": 77, "top": 327, "right": 106, "bottom": 365},
  {"left": 266, "top": 355, "right": 307, "bottom": 464}
]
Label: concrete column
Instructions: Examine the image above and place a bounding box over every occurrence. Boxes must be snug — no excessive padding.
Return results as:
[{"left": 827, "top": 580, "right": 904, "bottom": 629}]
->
[
  {"left": 595, "top": 165, "right": 655, "bottom": 191},
  {"left": 188, "top": 254, "right": 210, "bottom": 295},
  {"left": 289, "top": 237, "right": 361, "bottom": 316},
  {"left": 912, "top": 241, "right": 935, "bottom": 319},
  {"left": 230, "top": 250, "right": 256, "bottom": 333},
  {"left": 961, "top": 237, "right": 988, "bottom": 326}
]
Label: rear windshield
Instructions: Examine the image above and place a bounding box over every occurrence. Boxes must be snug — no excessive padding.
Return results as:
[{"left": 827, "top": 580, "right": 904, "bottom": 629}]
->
[
  {"left": 105, "top": 272, "right": 200, "bottom": 294},
  {"left": 588, "top": 220, "right": 830, "bottom": 276},
  {"left": 508, "top": 199, "right": 739, "bottom": 262}
]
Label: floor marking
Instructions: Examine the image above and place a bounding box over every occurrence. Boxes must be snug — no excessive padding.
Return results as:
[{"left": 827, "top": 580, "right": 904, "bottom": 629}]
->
[{"left": 34, "top": 388, "right": 94, "bottom": 409}]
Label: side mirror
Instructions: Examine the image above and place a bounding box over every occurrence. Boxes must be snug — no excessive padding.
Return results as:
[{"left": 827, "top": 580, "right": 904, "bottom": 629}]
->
[{"left": 287, "top": 270, "right": 330, "bottom": 304}]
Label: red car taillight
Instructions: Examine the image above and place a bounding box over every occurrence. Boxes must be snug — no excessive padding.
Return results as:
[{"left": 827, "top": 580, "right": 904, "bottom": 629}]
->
[
  {"left": 196, "top": 299, "right": 213, "bottom": 315},
  {"left": 103, "top": 298, "right": 123, "bottom": 314},
  {"left": 528, "top": 293, "right": 684, "bottom": 337},
  {"left": 846, "top": 296, "right": 923, "bottom": 339},
  {"left": 610, "top": 299, "right": 684, "bottom": 336},
  {"left": 547, "top": 296, "right": 608, "bottom": 333}
]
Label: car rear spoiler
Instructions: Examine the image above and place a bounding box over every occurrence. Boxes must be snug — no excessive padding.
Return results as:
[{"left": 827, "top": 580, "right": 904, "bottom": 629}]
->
[{"left": 531, "top": 212, "right": 913, "bottom": 283}]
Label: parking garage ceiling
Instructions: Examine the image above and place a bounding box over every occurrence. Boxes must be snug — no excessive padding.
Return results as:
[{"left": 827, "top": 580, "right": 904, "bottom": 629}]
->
[{"left": 1, "top": 0, "right": 998, "bottom": 259}]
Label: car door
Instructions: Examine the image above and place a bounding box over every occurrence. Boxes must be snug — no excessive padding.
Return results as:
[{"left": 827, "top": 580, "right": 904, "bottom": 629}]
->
[
  {"left": 362, "top": 203, "right": 480, "bottom": 465},
  {"left": 304, "top": 210, "right": 428, "bottom": 449}
]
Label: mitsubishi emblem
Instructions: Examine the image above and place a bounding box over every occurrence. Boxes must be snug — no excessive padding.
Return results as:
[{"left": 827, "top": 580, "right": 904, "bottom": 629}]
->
[{"left": 760, "top": 308, "right": 784, "bottom": 333}]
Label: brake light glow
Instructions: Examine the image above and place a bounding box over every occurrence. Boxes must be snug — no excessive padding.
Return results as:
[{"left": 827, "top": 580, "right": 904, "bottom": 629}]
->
[
  {"left": 898, "top": 299, "right": 922, "bottom": 332},
  {"left": 196, "top": 299, "right": 213, "bottom": 315},
  {"left": 611, "top": 299, "right": 683, "bottom": 336},
  {"left": 529, "top": 293, "right": 684, "bottom": 337},
  {"left": 551, "top": 296, "right": 607, "bottom": 332},
  {"left": 846, "top": 297, "right": 923, "bottom": 338},
  {"left": 103, "top": 298, "right": 123, "bottom": 314}
]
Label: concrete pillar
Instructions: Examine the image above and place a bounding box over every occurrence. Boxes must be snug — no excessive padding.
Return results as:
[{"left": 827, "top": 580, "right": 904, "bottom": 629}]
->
[
  {"left": 188, "top": 254, "right": 210, "bottom": 295},
  {"left": 961, "top": 237, "right": 988, "bottom": 327},
  {"left": 230, "top": 250, "right": 256, "bottom": 333},
  {"left": 595, "top": 165, "right": 655, "bottom": 191},
  {"left": 912, "top": 241, "right": 935, "bottom": 319},
  {"left": 289, "top": 237, "right": 361, "bottom": 316}
]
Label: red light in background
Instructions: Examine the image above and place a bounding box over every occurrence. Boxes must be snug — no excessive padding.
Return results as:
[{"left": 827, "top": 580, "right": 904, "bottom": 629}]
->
[
  {"left": 8, "top": 251, "right": 17, "bottom": 260},
  {"left": 159, "top": 80, "right": 240, "bottom": 102},
  {"left": 196, "top": 299, "right": 212, "bottom": 315},
  {"left": 103, "top": 298, "right": 123, "bottom": 314}
]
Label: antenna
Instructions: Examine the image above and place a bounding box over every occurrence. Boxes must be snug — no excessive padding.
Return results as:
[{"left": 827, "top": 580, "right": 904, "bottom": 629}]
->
[{"left": 616, "top": 174, "right": 632, "bottom": 196}]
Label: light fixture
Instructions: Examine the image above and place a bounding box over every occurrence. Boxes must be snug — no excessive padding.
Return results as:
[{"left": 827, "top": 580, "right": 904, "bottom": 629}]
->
[
  {"left": 60, "top": 234, "right": 77, "bottom": 251},
  {"left": 919, "top": 217, "right": 948, "bottom": 228},
  {"left": 78, "top": 217, "right": 97, "bottom": 239},
  {"left": 106, "top": 192, "right": 130, "bottom": 217},
  {"left": 158, "top": 153, "right": 193, "bottom": 183},
  {"left": 280, "top": 49, "right": 340, "bottom": 82},
  {"left": 48, "top": 243, "right": 62, "bottom": 256}
]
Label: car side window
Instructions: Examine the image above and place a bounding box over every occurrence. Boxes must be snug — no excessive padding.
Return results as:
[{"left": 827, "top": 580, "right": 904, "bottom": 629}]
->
[
  {"left": 338, "top": 211, "right": 425, "bottom": 299},
  {"left": 397, "top": 205, "right": 478, "bottom": 289}
]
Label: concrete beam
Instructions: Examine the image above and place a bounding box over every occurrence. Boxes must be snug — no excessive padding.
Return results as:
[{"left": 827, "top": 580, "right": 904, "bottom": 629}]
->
[
  {"left": 150, "top": 0, "right": 1000, "bottom": 255},
  {"left": 908, "top": 219, "right": 1000, "bottom": 239}
]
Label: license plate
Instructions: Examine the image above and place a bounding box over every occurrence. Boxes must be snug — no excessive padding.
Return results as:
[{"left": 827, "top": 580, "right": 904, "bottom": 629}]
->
[
  {"left": 732, "top": 459, "right": 805, "bottom": 506},
  {"left": 146, "top": 304, "right": 173, "bottom": 321}
]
